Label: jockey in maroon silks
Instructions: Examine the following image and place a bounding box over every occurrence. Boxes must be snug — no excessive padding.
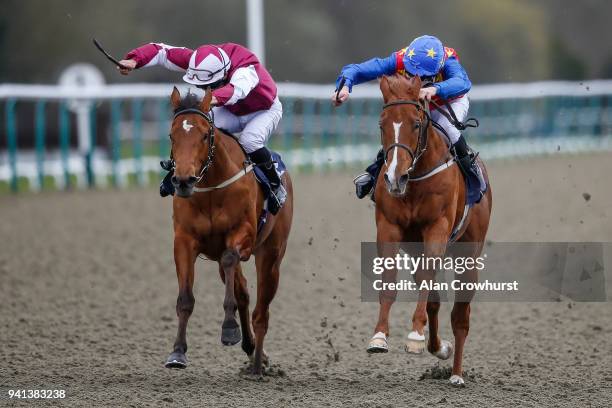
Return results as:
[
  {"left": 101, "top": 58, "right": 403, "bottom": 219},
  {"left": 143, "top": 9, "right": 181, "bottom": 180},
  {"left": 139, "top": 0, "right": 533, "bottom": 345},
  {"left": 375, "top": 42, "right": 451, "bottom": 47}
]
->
[{"left": 119, "top": 42, "right": 286, "bottom": 212}]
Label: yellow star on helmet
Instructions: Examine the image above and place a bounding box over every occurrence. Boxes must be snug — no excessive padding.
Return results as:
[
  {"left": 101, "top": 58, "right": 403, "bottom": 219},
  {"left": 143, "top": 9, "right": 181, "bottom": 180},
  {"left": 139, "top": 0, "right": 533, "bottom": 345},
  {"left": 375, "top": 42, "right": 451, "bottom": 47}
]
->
[
  {"left": 426, "top": 48, "right": 437, "bottom": 59},
  {"left": 407, "top": 48, "right": 416, "bottom": 59}
]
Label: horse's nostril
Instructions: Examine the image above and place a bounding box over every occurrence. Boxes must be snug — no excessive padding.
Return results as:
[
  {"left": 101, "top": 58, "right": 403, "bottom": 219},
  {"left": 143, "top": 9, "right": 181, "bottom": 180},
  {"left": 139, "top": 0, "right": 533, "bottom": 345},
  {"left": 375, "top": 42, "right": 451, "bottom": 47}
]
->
[
  {"left": 399, "top": 174, "right": 409, "bottom": 185},
  {"left": 384, "top": 173, "right": 391, "bottom": 184},
  {"left": 171, "top": 176, "right": 178, "bottom": 185},
  {"left": 187, "top": 176, "right": 198, "bottom": 184}
]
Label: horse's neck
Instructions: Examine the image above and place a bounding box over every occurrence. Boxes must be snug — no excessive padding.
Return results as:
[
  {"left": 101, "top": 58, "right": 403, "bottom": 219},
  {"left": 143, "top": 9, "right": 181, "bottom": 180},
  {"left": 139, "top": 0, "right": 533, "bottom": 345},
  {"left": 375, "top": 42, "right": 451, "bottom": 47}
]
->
[
  {"left": 414, "top": 124, "right": 451, "bottom": 176},
  {"left": 203, "top": 130, "right": 247, "bottom": 184}
]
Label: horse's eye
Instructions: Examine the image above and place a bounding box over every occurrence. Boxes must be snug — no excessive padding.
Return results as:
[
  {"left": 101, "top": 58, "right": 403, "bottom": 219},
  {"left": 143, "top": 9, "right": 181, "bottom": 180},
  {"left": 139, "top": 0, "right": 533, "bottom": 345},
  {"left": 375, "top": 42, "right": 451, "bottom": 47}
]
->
[{"left": 414, "top": 122, "right": 421, "bottom": 129}]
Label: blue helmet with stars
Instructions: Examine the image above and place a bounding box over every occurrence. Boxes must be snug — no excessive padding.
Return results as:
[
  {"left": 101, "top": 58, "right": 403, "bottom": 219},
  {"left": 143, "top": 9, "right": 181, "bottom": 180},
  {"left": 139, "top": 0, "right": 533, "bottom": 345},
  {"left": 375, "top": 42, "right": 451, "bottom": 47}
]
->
[{"left": 402, "top": 35, "right": 445, "bottom": 77}]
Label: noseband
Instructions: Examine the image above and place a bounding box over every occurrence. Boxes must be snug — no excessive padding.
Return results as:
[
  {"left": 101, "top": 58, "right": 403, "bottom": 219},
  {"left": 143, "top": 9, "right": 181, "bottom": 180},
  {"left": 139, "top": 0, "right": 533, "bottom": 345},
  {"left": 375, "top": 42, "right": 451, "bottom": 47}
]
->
[
  {"left": 172, "top": 108, "right": 216, "bottom": 183},
  {"left": 381, "top": 99, "right": 430, "bottom": 175}
]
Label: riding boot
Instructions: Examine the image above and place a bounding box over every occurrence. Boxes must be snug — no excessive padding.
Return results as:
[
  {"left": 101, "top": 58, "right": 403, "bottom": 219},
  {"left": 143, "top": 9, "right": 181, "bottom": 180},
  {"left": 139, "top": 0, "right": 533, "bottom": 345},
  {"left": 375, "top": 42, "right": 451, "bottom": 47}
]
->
[
  {"left": 452, "top": 135, "right": 482, "bottom": 186},
  {"left": 159, "top": 159, "right": 175, "bottom": 197},
  {"left": 248, "top": 147, "right": 287, "bottom": 215},
  {"left": 354, "top": 148, "right": 384, "bottom": 200}
]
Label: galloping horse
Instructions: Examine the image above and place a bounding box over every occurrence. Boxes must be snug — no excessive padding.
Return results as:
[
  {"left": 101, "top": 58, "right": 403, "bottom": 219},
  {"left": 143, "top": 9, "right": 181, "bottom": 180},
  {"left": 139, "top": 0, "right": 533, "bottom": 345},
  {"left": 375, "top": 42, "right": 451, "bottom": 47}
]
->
[
  {"left": 164, "top": 87, "right": 293, "bottom": 377},
  {"left": 367, "top": 74, "right": 492, "bottom": 386}
]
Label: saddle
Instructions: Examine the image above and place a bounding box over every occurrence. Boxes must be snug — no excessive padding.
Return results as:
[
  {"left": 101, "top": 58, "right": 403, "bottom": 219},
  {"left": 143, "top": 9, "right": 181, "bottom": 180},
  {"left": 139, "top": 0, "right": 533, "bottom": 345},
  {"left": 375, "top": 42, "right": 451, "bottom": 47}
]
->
[{"left": 216, "top": 129, "right": 287, "bottom": 231}]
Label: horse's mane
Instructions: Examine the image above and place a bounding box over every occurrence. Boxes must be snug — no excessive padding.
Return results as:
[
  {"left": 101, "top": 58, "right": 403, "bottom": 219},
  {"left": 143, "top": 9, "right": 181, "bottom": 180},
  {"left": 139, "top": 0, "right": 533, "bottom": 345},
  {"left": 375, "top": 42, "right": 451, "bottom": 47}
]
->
[
  {"left": 171, "top": 90, "right": 248, "bottom": 156},
  {"left": 382, "top": 74, "right": 420, "bottom": 100},
  {"left": 173, "top": 91, "right": 203, "bottom": 114}
]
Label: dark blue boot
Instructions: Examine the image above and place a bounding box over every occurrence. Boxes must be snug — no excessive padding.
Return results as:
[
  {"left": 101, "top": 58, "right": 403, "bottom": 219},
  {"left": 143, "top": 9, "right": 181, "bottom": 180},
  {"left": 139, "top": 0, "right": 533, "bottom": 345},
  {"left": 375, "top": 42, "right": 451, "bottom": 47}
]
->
[
  {"left": 248, "top": 147, "right": 286, "bottom": 215},
  {"left": 453, "top": 135, "right": 484, "bottom": 188}
]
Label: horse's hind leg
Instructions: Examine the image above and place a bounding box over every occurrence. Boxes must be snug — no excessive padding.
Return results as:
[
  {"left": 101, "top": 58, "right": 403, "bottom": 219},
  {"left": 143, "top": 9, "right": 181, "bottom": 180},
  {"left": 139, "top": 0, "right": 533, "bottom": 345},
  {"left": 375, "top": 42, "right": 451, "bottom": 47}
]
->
[
  {"left": 450, "top": 301, "right": 471, "bottom": 387},
  {"left": 449, "top": 267, "right": 477, "bottom": 387},
  {"left": 219, "top": 249, "right": 242, "bottom": 346},
  {"left": 165, "top": 233, "right": 198, "bottom": 369},
  {"left": 217, "top": 262, "right": 254, "bottom": 352},
  {"left": 235, "top": 266, "right": 255, "bottom": 356},
  {"left": 407, "top": 228, "right": 449, "bottom": 354},
  {"left": 250, "top": 243, "right": 284, "bottom": 377},
  {"left": 426, "top": 292, "right": 454, "bottom": 360}
]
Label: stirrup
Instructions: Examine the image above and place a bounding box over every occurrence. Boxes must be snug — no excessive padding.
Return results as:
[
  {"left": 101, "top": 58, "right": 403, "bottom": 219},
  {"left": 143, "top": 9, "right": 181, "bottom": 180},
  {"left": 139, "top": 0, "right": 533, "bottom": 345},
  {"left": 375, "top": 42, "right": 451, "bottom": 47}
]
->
[{"left": 354, "top": 172, "right": 374, "bottom": 199}]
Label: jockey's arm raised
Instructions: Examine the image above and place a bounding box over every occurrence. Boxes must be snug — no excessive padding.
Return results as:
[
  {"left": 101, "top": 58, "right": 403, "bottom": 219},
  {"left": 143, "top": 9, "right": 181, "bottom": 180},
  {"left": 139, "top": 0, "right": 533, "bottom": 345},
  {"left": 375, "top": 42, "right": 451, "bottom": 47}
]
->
[
  {"left": 122, "top": 42, "right": 267, "bottom": 107},
  {"left": 125, "top": 43, "right": 192, "bottom": 71}
]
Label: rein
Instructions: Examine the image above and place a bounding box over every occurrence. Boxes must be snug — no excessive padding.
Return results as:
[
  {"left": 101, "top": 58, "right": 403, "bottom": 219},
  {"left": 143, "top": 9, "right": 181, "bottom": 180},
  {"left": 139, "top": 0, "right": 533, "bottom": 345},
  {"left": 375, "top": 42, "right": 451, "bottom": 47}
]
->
[
  {"left": 381, "top": 99, "right": 435, "bottom": 179},
  {"left": 172, "top": 107, "right": 253, "bottom": 191},
  {"left": 429, "top": 99, "right": 479, "bottom": 131}
]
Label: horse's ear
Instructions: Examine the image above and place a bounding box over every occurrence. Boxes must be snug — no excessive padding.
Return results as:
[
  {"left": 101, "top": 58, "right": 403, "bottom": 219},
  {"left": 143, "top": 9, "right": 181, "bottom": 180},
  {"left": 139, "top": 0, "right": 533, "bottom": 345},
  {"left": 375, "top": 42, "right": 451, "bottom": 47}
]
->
[
  {"left": 200, "top": 87, "right": 213, "bottom": 112},
  {"left": 380, "top": 76, "right": 391, "bottom": 103},
  {"left": 170, "top": 86, "right": 181, "bottom": 109}
]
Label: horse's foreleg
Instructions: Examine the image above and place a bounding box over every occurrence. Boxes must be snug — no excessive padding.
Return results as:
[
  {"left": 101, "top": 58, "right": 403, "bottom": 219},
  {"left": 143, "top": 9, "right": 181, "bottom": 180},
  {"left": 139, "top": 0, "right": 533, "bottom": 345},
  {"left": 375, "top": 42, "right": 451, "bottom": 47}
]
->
[
  {"left": 165, "top": 233, "right": 198, "bottom": 369},
  {"left": 369, "top": 218, "right": 403, "bottom": 353},
  {"left": 220, "top": 248, "right": 242, "bottom": 346}
]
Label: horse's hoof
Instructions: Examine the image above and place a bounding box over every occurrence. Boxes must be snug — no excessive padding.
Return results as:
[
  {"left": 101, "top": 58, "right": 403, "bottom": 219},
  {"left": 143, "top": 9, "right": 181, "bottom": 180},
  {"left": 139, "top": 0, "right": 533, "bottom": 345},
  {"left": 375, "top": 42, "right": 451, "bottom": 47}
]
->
[
  {"left": 221, "top": 323, "right": 242, "bottom": 346},
  {"left": 367, "top": 332, "right": 389, "bottom": 353},
  {"left": 249, "top": 349, "right": 270, "bottom": 367},
  {"left": 405, "top": 331, "right": 426, "bottom": 354},
  {"left": 242, "top": 371, "right": 268, "bottom": 382},
  {"left": 449, "top": 374, "right": 465, "bottom": 387},
  {"left": 432, "top": 339, "right": 454, "bottom": 360},
  {"left": 164, "top": 352, "right": 187, "bottom": 369}
]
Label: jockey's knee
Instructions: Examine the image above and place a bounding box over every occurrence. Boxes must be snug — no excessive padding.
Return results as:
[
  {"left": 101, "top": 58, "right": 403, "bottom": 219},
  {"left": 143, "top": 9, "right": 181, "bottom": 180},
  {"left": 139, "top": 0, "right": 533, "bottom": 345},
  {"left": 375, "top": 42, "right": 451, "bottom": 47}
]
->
[
  {"left": 240, "top": 136, "right": 266, "bottom": 154},
  {"left": 446, "top": 127, "right": 461, "bottom": 145}
]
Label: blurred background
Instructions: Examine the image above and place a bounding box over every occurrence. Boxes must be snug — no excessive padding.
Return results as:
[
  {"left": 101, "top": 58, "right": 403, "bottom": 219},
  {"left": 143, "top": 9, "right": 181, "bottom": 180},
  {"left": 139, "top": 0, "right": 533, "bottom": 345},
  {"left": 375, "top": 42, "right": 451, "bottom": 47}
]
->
[
  {"left": 0, "top": 0, "right": 611, "bottom": 192},
  {"left": 3, "top": 0, "right": 612, "bottom": 83}
]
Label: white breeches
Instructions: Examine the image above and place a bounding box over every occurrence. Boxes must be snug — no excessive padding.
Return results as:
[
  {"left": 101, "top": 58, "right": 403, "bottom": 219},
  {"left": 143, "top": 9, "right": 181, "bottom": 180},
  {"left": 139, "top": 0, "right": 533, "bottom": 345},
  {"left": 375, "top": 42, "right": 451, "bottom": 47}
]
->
[
  {"left": 431, "top": 94, "right": 470, "bottom": 145},
  {"left": 212, "top": 97, "right": 283, "bottom": 153}
]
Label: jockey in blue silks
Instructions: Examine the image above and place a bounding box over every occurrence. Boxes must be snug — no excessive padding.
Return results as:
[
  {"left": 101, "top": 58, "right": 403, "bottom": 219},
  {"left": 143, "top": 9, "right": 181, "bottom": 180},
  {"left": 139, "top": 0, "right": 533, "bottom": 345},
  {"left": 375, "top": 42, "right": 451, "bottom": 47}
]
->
[{"left": 332, "top": 35, "right": 481, "bottom": 199}]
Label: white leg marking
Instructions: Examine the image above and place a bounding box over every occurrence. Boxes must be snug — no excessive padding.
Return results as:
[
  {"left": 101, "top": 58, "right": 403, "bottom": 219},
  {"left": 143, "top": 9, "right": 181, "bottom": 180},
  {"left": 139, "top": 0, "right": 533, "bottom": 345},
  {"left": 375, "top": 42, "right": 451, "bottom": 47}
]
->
[
  {"left": 405, "top": 330, "right": 426, "bottom": 354},
  {"left": 367, "top": 331, "right": 389, "bottom": 353},
  {"left": 449, "top": 374, "right": 465, "bottom": 387},
  {"left": 182, "top": 119, "right": 193, "bottom": 132},
  {"left": 385, "top": 121, "right": 402, "bottom": 184}
]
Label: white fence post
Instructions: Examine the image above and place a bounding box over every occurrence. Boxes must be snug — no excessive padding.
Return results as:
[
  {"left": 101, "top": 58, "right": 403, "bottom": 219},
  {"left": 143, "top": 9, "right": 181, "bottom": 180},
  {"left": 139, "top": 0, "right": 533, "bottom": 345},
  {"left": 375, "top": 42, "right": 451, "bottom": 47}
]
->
[{"left": 246, "top": 0, "right": 265, "bottom": 64}]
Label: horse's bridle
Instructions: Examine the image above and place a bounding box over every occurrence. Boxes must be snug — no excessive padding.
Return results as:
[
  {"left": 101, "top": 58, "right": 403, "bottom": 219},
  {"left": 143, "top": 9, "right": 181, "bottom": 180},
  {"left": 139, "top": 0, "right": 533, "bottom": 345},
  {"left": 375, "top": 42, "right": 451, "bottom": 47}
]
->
[
  {"left": 172, "top": 107, "right": 216, "bottom": 183},
  {"left": 381, "top": 99, "right": 431, "bottom": 175}
]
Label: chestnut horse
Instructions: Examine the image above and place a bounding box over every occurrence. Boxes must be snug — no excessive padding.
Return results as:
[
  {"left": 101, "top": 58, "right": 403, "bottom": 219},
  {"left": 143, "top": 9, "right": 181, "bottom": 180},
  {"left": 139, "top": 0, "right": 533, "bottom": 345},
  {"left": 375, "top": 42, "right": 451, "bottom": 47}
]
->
[
  {"left": 367, "top": 74, "right": 492, "bottom": 387},
  {"left": 164, "top": 87, "right": 293, "bottom": 377}
]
